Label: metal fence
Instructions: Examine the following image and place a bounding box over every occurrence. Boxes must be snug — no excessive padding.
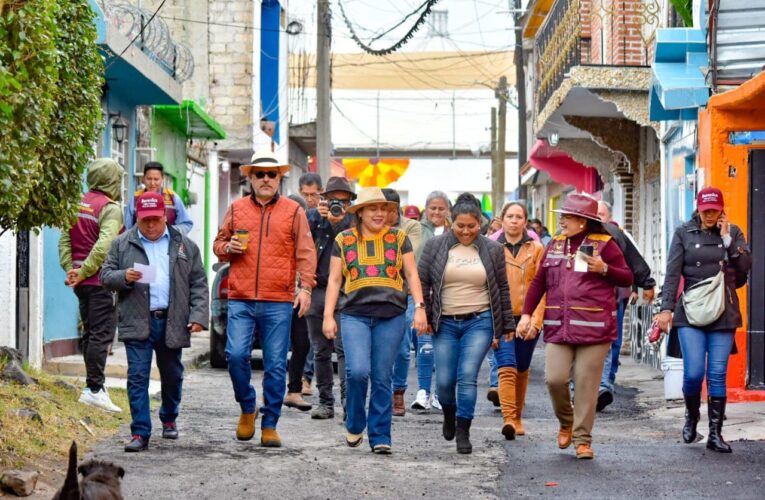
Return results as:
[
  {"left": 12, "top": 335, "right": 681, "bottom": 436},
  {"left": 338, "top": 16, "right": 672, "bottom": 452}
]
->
[{"left": 629, "top": 302, "right": 662, "bottom": 371}]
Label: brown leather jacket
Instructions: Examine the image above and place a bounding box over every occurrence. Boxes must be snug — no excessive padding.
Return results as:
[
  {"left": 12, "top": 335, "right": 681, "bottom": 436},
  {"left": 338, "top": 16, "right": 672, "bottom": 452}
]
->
[
  {"left": 498, "top": 233, "right": 546, "bottom": 331},
  {"left": 213, "top": 194, "right": 316, "bottom": 301}
]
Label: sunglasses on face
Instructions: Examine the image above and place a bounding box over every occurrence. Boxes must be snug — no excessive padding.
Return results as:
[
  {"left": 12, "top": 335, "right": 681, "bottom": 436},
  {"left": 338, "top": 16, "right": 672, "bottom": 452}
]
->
[{"left": 253, "top": 170, "right": 279, "bottom": 179}]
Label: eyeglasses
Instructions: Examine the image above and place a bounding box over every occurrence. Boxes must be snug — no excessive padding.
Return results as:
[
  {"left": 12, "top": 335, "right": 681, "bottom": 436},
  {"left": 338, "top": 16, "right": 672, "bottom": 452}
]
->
[
  {"left": 301, "top": 192, "right": 321, "bottom": 199},
  {"left": 253, "top": 171, "right": 279, "bottom": 179}
]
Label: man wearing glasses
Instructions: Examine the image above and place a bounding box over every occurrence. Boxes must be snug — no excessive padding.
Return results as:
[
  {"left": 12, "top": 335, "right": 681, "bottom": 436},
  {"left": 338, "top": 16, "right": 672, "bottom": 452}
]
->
[
  {"left": 305, "top": 176, "right": 356, "bottom": 420},
  {"left": 298, "top": 172, "right": 323, "bottom": 210},
  {"left": 213, "top": 150, "right": 316, "bottom": 448}
]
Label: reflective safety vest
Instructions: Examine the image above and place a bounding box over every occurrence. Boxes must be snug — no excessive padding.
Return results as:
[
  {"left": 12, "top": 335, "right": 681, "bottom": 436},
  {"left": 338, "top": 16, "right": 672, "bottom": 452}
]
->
[
  {"left": 70, "top": 191, "right": 113, "bottom": 286},
  {"left": 134, "top": 187, "right": 177, "bottom": 225},
  {"left": 540, "top": 234, "right": 618, "bottom": 345}
]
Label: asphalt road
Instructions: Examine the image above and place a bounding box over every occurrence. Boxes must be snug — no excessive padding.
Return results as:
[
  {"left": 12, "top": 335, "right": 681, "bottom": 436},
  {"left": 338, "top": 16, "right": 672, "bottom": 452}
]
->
[{"left": 89, "top": 347, "right": 765, "bottom": 499}]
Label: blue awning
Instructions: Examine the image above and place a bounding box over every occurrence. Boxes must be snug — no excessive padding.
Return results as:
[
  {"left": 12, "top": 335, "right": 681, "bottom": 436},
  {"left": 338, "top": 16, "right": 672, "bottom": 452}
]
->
[{"left": 648, "top": 28, "right": 710, "bottom": 121}]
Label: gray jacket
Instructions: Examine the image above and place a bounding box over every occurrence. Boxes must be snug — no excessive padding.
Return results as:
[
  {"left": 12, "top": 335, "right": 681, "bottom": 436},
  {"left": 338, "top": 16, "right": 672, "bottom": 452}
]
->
[
  {"left": 661, "top": 216, "right": 751, "bottom": 331},
  {"left": 100, "top": 226, "right": 209, "bottom": 349},
  {"left": 418, "top": 232, "right": 515, "bottom": 339}
]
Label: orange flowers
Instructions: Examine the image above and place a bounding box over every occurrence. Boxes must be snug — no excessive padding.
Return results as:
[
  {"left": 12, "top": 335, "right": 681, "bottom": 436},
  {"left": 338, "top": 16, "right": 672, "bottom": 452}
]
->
[
  {"left": 383, "top": 233, "right": 397, "bottom": 244},
  {"left": 385, "top": 266, "right": 398, "bottom": 279},
  {"left": 349, "top": 267, "right": 360, "bottom": 280},
  {"left": 343, "top": 235, "right": 357, "bottom": 246}
]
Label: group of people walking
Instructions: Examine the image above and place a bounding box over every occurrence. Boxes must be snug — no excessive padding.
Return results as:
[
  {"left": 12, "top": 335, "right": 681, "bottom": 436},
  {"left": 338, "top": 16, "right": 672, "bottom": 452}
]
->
[{"left": 59, "top": 149, "right": 751, "bottom": 458}]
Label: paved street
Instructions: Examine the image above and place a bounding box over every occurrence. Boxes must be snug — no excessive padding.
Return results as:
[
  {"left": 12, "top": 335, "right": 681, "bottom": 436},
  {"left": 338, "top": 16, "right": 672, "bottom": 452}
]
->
[{"left": 89, "top": 349, "right": 765, "bottom": 499}]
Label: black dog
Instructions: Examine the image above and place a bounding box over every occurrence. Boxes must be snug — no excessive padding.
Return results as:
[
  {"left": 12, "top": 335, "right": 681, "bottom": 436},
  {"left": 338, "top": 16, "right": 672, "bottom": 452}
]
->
[{"left": 53, "top": 441, "right": 125, "bottom": 500}]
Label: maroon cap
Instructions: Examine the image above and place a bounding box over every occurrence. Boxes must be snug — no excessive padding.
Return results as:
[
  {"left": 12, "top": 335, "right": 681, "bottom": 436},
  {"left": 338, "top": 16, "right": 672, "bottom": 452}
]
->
[
  {"left": 136, "top": 192, "right": 166, "bottom": 219},
  {"left": 403, "top": 205, "right": 420, "bottom": 219},
  {"left": 552, "top": 192, "right": 600, "bottom": 222},
  {"left": 696, "top": 187, "right": 724, "bottom": 212}
]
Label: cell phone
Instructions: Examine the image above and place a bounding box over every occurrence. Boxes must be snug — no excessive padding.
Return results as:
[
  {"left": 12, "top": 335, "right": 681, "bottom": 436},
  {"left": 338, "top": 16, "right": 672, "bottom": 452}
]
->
[{"left": 579, "top": 244, "right": 594, "bottom": 257}]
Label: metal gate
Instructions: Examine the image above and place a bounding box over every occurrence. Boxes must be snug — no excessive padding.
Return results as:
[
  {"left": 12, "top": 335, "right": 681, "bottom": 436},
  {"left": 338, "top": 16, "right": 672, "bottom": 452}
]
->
[
  {"left": 16, "top": 230, "right": 29, "bottom": 361},
  {"left": 748, "top": 149, "right": 765, "bottom": 388}
]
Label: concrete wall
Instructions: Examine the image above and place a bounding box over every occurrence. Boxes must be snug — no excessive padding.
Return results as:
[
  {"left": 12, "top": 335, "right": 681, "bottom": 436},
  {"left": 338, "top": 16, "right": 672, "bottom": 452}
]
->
[{"left": 0, "top": 231, "right": 17, "bottom": 348}]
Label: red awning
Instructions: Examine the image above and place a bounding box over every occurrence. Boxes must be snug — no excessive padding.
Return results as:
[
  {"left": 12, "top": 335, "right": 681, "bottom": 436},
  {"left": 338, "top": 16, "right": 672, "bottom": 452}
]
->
[{"left": 529, "top": 139, "right": 600, "bottom": 193}]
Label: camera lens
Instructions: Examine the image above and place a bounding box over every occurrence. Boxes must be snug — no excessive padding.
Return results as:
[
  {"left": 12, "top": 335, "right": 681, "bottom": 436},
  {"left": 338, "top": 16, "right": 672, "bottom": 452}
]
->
[{"left": 328, "top": 200, "right": 344, "bottom": 217}]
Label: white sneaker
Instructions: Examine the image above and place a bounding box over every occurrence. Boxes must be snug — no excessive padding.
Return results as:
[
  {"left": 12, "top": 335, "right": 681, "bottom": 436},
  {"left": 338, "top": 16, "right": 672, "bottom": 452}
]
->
[
  {"left": 430, "top": 393, "right": 442, "bottom": 411},
  {"left": 410, "top": 389, "right": 431, "bottom": 411},
  {"left": 79, "top": 387, "right": 122, "bottom": 413}
]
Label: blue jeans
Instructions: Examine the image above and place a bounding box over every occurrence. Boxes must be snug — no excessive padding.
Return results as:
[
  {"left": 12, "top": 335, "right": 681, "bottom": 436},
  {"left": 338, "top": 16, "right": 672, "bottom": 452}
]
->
[
  {"left": 226, "top": 300, "right": 292, "bottom": 428},
  {"left": 125, "top": 317, "right": 183, "bottom": 439},
  {"left": 416, "top": 332, "right": 435, "bottom": 393},
  {"left": 392, "top": 298, "right": 415, "bottom": 391},
  {"left": 487, "top": 349, "right": 498, "bottom": 388},
  {"left": 342, "top": 313, "right": 405, "bottom": 448},
  {"left": 600, "top": 299, "right": 626, "bottom": 393},
  {"left": 434, "top": 311, "right": 493, "bottom": 420},
  {"left": 495, "top": 334, "right": 539, "bottom": 372},
  {"left": 678, "top": 326, "right": 735, "bottom": 397},
  {"left": 303, "top": 344, "right": 314, "bottom": 381}
]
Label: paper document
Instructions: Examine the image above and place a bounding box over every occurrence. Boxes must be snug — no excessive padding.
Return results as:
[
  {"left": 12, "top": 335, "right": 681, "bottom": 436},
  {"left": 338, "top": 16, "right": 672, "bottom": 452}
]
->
[
  {"left": 573, "top": 252, "right": 589, "bottom": 273},
  {"left": 135, "top": 262, "right": 157, "bottom": 284}
]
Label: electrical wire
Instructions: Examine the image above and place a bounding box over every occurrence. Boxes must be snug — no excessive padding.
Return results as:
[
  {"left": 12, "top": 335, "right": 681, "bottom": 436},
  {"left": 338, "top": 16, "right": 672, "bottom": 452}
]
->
[{"left": 338, "top": 0, "right": 441, "bottom": 56}]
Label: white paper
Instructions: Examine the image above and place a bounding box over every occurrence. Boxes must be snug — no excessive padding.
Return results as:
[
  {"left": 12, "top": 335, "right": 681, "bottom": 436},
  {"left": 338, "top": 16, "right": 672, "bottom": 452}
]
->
[
  {"left": 134, "top": 262, "right": 157, "bottom": 284},
  {"left": 574, "top": 252, "right": 589, "bottom": 273}
]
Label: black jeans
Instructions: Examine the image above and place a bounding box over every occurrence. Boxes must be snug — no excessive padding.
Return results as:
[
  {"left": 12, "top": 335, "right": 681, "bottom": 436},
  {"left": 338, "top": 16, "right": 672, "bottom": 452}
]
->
[
  {"left": 74, "top": 285, "right": 117, "bottom": 391},
  {"left": 287, "top": 310, "right": 312, "bottom": 394},
  {"left": 307, "top": 313, "right": 346, "bottom": 407}
]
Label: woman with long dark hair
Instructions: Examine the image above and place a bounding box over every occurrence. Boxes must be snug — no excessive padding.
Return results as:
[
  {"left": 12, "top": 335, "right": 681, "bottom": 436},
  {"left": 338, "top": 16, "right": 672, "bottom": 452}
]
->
[
  {"left": 418, "top": 193, "right": 514, "bottom": 454},
  {"left": 517, "top": 192, "right": 632, "bottom": 459},
  {"left": 655, "top": 187, "right": 750, "bottom": 453}
]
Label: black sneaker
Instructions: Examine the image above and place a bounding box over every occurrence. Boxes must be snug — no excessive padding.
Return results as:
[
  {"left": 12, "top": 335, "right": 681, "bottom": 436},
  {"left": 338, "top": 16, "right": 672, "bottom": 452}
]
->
[
  {"left": 124, "top": 435, "right": 149, "bottom": 452},
  {"left": 596, "top": 390, "right": 614, "bottom": 412},
  {"left": 162, "top": 422, "right": 179, "bottom": 440}
]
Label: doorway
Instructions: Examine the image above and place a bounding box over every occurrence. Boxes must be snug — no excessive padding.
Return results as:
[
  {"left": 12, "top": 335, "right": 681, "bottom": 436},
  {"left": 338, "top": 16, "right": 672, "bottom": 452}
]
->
[{"left": 748, "top": 149, "right": 765, "bottom": 389}]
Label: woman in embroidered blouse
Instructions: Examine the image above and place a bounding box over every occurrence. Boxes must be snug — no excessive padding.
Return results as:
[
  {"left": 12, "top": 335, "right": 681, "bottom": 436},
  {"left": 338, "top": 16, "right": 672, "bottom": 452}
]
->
[
  {"left": 417, "top": 193, "right": 515, "bottom": 455},
  {"left": 323, "top": 187, "right": 428, "bottom": 454}
]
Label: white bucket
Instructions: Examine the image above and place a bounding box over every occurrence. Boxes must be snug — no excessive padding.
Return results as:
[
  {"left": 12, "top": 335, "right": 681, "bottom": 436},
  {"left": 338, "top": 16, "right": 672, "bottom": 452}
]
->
[{"left": 661, "top": 356, "right": 684, "bottom": 400}]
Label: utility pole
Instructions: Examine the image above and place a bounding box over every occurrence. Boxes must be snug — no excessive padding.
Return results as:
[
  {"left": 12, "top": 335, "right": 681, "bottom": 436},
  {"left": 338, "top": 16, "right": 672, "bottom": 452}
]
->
[
  {"left": 490, "top": 106, "right": 498, "bottom": 215},
  {"left": 494, "top": 76, "right": 508, "bottom": 214},
  {"left": 316, "top": 0, "right": 332, "bottom": 182},
  {"left": 514, "top": 0, "right": 528, "bottom": 201}
]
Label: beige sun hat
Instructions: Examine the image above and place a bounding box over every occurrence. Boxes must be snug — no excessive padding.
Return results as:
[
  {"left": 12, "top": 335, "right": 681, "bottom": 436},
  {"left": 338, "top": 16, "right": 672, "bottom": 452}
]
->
[
  {"left": 346, "top": 187, "right": 398, "bottom": 214},
  {"left": 240, "top": 149, "right": 291, "bottom": 176}
]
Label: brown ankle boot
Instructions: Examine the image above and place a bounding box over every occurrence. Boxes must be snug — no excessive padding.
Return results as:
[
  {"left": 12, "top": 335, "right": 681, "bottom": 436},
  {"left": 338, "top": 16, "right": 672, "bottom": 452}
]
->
[
  {"left": 393, "top": 389, "right": 406, "bottom": 417},
  {"left": 498, "top": 367, "right": 518, "bottom": 440},
  {"left": 557, "top": 426, "right": 573, "bottom": 449},
  {"left": 236, "top": 411, "right": 257, "bottom": 441},
  {"left": 515, "top": 370, "right": 530, "bottom": 436},
  {"left": 261, "top": 428, "right": 282, "bottom": 447}
]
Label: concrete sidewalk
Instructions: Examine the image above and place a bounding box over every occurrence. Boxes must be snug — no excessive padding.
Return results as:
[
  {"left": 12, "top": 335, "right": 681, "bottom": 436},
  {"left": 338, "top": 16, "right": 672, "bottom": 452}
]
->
[
  {"left": 617, "top": 355, "right": 765, "bottom": 442},
  {"left": 43, "top": 331, "right": 211, "bottom": 382}
]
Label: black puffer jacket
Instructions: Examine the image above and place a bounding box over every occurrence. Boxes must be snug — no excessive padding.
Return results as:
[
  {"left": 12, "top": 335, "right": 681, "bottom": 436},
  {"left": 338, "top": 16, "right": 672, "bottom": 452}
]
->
[
  {"left": 418, "top": 232, "right": 515, "bottom": 339},
  {"left": 661, "top": 216, "right": 751, "bottom": 331}
]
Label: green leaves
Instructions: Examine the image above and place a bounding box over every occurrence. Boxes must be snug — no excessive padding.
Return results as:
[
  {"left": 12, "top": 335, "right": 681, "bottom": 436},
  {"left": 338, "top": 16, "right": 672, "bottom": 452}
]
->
[
  {"left": 670, "top": 0, "right": 694, "bottom": 27},
  {"left": 0, "top": 0, "right": 103, "bottom": 232}
]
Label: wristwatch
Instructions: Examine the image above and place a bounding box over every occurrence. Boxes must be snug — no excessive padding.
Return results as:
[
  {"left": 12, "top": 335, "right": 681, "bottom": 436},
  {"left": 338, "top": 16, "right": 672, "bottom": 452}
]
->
[
  {"left": 600, "top": 263, "right": 608, "bottom": 276},
  {"left": 414, "top": 302, "right": 426, "bottom": 309}
]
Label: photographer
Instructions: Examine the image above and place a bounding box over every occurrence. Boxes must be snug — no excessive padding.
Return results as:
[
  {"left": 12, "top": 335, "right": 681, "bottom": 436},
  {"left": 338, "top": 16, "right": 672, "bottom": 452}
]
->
[{"left": 306, "top": 177, "right": 356, "bottom": 420}]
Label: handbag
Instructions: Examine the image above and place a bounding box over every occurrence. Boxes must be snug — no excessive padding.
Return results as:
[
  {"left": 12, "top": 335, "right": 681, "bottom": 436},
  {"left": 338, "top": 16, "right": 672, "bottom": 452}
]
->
[{"left": 682, "top": 267, "right": 726, "bottom": 327}]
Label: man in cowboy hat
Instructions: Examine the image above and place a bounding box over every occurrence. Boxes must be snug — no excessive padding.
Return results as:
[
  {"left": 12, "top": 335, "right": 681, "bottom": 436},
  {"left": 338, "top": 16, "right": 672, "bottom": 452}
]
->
[{"left": 213, "top": 149, "right": 317, "bottom": 447}]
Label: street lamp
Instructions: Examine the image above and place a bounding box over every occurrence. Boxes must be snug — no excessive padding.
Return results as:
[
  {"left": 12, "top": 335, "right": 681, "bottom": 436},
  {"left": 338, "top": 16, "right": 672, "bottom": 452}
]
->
[{"left": 111, "top": 115, "right": 128, "bottom": 144}]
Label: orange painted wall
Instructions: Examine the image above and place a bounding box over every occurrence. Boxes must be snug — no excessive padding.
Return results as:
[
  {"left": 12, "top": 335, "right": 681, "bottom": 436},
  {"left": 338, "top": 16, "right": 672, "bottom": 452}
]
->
[{"left": 697, "top": 71, "right": 765, "bottom": 401}]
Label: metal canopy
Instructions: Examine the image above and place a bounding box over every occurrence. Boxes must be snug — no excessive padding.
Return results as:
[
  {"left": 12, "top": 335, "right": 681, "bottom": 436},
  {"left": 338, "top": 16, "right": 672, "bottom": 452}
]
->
[{"left": 154, "top": 100, "right": 227, "bottom": 140}]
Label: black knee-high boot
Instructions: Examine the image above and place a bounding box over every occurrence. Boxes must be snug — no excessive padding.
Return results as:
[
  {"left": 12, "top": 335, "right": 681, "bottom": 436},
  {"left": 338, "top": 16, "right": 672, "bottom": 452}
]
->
[
  {"left": 455, "top": 417, "right": 472, "bottom": 454},
  {"left": 706, "top": 397, "right": 732, "bottom": 453},
  {"left": 442, "top": 404, "right": 456, "bottom": 441},
  {"left": 682, "top": 394, "right": 702, "bottom": 443}
]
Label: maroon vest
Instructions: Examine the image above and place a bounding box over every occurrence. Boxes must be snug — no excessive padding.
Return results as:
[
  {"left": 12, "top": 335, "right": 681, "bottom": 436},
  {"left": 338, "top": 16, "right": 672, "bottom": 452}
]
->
[
  {"left": 541, "top": 234, "right": 617, "bottom": 345},
  {"left": 70, "top": 190, "right": 113, "bottom": 286},
  {"left": 134, "top": 188, "right": 177, "bottom": 225}
]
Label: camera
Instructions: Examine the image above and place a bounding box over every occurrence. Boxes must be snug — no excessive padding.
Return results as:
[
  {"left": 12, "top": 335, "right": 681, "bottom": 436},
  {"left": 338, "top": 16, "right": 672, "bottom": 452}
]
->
[{"left": 328, "top": 199, "right": 345, "bottom": 217}]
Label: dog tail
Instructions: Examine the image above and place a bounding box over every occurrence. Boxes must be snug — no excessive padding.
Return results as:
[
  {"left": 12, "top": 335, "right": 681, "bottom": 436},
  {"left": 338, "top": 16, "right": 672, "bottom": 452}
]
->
[{"left": 60, "top": 441, "right": 81, "bottom": 500}]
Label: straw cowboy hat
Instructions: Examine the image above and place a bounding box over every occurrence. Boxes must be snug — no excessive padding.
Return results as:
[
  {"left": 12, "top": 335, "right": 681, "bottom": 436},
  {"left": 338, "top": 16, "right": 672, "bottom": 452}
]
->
[
  {"left": 239, "top": 149, "right": 291, "bottom": 176},
  {"left": 552, "top": 192, "right": 601, "bottom": 222},
  {"left": 347, "top": 187, "right": 397, "bottom": 214}
]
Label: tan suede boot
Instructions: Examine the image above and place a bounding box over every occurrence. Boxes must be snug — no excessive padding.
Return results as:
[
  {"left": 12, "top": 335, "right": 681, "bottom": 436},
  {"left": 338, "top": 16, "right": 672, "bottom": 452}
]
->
[
  {"left": 498, "top": 367, "right": 517, "bottom": 440},
  {"left": 261, "top": 428, "right": 282, "bottom": 447},
  {"left": 393, "top": 389, "right": 406, "bottom": 417},
  {"left": 236, "top": 411, "right": 257, "bottom": 441},
  {"left": 515, "top": 369, "right": 530, "bottom": 436}
]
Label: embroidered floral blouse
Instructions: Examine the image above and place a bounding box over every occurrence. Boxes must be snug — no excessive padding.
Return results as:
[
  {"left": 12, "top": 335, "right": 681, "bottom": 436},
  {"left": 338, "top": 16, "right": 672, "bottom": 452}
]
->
[{"left": 332, "top": 226, "right": 413, "bottom": 318}]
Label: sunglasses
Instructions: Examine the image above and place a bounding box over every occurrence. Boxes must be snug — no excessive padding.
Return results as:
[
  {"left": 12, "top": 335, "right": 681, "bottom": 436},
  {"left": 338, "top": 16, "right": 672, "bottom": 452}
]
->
[{"left": 253, "top": 170, "right": 279, "bottom": 179}]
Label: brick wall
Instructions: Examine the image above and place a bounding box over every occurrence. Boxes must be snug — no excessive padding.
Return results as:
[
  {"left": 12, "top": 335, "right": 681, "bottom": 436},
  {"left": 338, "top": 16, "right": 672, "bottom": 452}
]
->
[{"left": 586, "top": 0, "right": 652, "bottom": 66}]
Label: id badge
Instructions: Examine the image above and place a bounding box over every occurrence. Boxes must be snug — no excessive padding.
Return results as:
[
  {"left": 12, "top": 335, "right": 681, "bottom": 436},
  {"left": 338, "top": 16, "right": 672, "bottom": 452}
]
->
[{"left": 574, "top": 251, "right": 588, "bottom": 273}]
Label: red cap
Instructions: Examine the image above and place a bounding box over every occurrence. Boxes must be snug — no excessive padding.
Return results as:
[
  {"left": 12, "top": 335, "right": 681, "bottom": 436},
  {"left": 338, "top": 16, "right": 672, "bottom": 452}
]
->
[
  {"left": 403, "top": 205, "right": 420, "bottom": 219},
  {"left": 696, "top": 187, "right": 724, "bottom": 212},
  {"left": 136, "top": 192, "right": 166, "bottom": 219}
]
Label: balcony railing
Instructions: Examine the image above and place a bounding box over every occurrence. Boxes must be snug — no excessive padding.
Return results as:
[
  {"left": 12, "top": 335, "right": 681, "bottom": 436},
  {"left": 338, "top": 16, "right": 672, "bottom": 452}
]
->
[
  {"left": 533, "top": 0, "right": 658, "bottom": 114},
  {"left": 102, "top": 1, "right": 194, "bottom": 83}
]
